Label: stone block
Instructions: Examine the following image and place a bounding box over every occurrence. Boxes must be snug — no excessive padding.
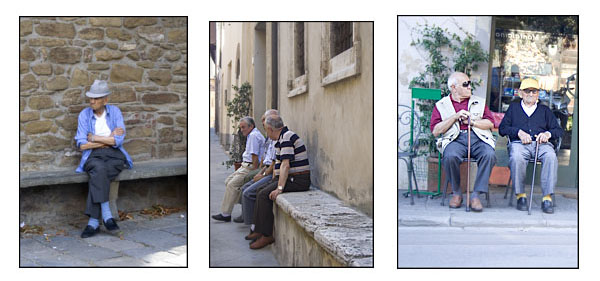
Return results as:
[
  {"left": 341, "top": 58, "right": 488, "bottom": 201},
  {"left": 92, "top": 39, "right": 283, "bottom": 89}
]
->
[
  {"left": 42, "top": 109, "right": 65, "bottom": 119},
  {"left": 158, "top": 144, "right": 173, "bottom": 158},
  {"left": 61, "top": 89, "right": 84, "bottom": 106},
  {"left": 161, "top": 17, "right": 187, "bottom": 28},
  {"left": 87, "top": 63, "right": 110, "bottom": 70},
  {"left": 20, "top": 20, "right": 32, "bottom": 36},
  {"left": 20, "top": 74, "right": 38, "bottom": 92},
  {"left": 128, "top": 126, "right": 154, "bottom": 138},
  {"left": 56, "top": 114, "right": 79, "bottom": 131},
  {"left": 28, "top": 95, "right": 54, "bottom": 110},
  {"left": 90, "top": 17, "right": 122, "bottom": 27},
  {"left": 20, "top": 153, "right": 55, "bottom": 164},
  {"left": 49, "top": 47, "right": 81, "bottom": 64},
  {"left": 106, "top": 27, "right": 132, "bottom": 41},
  {"left": 173, "top": 64, "right": 187, "bottom": 75},
  {"left": 28, "top": 135, "right": 71, "bottom": 152},
  {"left": 31, "top": 63, "right": 52, "bottom": 75},
  {"left": 157, "top": 116, "right": 174, "bottom": 125},
  {"left": 107, "top": 42, "right": 118, "bottom": 50},
  {"left": 159, "top": 127, "right": 183, "bottom": 143},
  {"left": 146, "top": 47, "right": 163, "bottom": 61},
  {"left": 136, "top": 61, "right": 154, "bottom": 68},
  {"left": 148, "top": 69, "right": 172, "bottom": 86},
  {"left": 120, "top": 105, "right": 159, "bottom": 112},
  {"left": 123, "top": 139, "right": 153, "bottom": 155},
  {"left": 79, "top": 28, "right": 104, "bottom": 40},
  {"left": 20, "top": 62, "right": 29, "bottom": 74},
  {"left": 164, "top": 51, "right": 181, "bottom": 62},
  {"left": 95, "top": 49, "right": 124, "bottom": 61},
  {"left": 127, "top": 52, "right": 140, "bottom": 61},
  {"left": 55, "top": 65, "right": 65, "bottom": 75},
  {"left": 20, "top": 98, "right": 26, "bottom": 111},
  {"left": 35, "top": 22, "right": 75, "bottom": 38},
  {"left": 59, "top": 154, "right": 81, "bottom": 167},
  {"left": 137, "top": 26, "right": 165, "bottom": 43},
  {"left": 28, "top": 38, "right": 66, "bottom": 47},
  {"left": 20, "top": 46, "right": 35, "bottom": 61},
  {"left": 168, "top": 29, "right": 186, "bottom": 43},
  {"left": 110, "top": 86, "right": 137, "bottom": 103},
  {"left": 110, "top": 64, "right": 143, "bottom": 83},
  {"left": 72, "top": 40, "right": 87, "bottom": 47},
  {"left": 123, "top": 17, "right": 158, "bottom": 28},
  {"left": 45, "top": 76, "right": 69, "bottom": 91},
  {"left": 175, "top": 116, "right": 187, "bottom": 126},
  {"left": 135, "top": 86, "right": 158, "bottom": 92},
  {"left": 70, "top": 68, "right": 90, "bottom": 87},
  {"left": 91, "top": 41, "right": 105, "bottom": 49},
  {"left": 142, "top": 93, "right": 179, "bottom": 104},
  {"left": 172, "top": 76, "right": 187, "bottom": 83},
  {"left": 68, "top": 104, "right": 87, "bottom": 113},
  {"left": 120, "top": 43, "right": 137, "bottom": 51},
  {"left": 24, "top": 120, "right": 53, "bottom": 134},
  {"left": 20, "top": 111, "right": 40, "bottom": 122}
]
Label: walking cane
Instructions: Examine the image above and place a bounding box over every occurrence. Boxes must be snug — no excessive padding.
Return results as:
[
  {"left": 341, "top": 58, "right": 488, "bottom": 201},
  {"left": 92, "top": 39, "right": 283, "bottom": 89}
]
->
[
  {"left": 528, "top": 138, "right": 540, "bottom": 215},
  {"left": 465, "top": 101, "right": 478, "bottom": 212}
]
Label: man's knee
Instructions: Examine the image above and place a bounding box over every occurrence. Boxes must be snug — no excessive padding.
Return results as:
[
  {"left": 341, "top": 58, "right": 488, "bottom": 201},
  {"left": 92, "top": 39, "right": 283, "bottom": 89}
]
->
[{"left": 479, "top": 147, "right": 496, "bottom": 162}]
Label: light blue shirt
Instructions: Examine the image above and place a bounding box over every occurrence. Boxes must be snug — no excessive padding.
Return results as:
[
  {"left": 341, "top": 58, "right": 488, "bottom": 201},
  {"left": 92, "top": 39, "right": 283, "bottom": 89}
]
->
[
  {"left": 74, "top": 104, "right": 133, "bottom": 173},
  {"left": 242, "top": 128, "right": 265, "bottom": 163},
  {"left": 262, "top": 139, "right": 275, "bottom": 166}
]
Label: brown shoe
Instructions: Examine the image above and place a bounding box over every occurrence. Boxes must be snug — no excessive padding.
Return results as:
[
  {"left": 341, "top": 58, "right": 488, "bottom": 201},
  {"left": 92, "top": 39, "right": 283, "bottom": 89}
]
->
[
  {"left": 245, "top": 231, "right": 262, "bottom": 241},
  {"left": 249, "top": 235, "right": 275, "bottom": 249},
  {"left": 470, "top": 197, "right": 483, "bottom": 212},
  {"left": 449, "top": 195, "right": 462, "bottom": 208}
]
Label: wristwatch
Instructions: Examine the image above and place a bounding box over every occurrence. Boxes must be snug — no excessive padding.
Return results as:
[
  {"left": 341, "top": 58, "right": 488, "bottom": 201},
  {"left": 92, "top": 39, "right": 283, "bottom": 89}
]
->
[
  {"left": 277, "top": 185, "right": 284, "bottom": 191},
  {"left": 262, "top": 172, "right": 266, "bottom": 176}
]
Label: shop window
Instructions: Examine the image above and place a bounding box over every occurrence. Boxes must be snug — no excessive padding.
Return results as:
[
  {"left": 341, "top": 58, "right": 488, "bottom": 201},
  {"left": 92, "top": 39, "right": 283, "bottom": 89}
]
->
[
  {"left": 287, "top": 22, "right": 308, "bottom": 97},
  {"left": 320, "top": 22, "right": 361, "bottom": 86}
]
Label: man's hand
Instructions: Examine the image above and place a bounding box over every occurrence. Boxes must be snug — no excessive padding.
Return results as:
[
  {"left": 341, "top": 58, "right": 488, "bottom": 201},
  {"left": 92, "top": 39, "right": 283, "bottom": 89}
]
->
[
  {"left": 253, "top": 173, "right": 264, "bottom": 182},
  {"left": 518, "top": 129, "right": 533, "bottom": 144},
  {"left": 269, "top": 189, "right": 282, "bottom": 201},
  {"left": 535, "top": 132, "right": 551, "bottom": 143},
  {"left": 87, "top": 133, "right": 93, "bottom": 142},
  {"left": 455, "top": 110, "right": 470, "bottom": 123},
  {"left": 111, "top": 127, "right": 124, "bottom": 136}
]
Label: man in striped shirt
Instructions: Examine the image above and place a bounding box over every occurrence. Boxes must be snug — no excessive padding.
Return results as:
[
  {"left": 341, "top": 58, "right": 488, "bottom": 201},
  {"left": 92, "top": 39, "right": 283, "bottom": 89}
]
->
[{"left": 248, "top": 115, "right": 311, "bottom": 249}]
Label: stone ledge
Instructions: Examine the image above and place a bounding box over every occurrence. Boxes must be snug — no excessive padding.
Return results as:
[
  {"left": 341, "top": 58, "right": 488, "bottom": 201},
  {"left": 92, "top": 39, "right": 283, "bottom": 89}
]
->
[
  {"left": 274, "top": 188, "right": 373, "bottom": 267},
  {"left": 20, "top": 158, "right": 187, "bottom": 188}
]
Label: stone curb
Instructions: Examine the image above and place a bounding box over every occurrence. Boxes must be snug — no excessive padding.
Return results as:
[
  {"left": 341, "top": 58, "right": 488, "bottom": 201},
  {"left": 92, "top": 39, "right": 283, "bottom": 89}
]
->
[{"left": 399, "top": 215, "right": 577, "bottom": 229}]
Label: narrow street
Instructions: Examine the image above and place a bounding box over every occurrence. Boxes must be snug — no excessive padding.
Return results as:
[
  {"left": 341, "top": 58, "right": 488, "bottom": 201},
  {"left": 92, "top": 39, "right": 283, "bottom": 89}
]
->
[{"left": 209, "top": 128, "right": 278, "bottom": 267}]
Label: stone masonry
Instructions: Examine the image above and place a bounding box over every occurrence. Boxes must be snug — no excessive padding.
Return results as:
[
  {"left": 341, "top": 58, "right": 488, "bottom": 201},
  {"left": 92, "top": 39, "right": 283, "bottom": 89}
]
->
[{"left": 20, "top": 17, "right": 187, "bottom": 172}]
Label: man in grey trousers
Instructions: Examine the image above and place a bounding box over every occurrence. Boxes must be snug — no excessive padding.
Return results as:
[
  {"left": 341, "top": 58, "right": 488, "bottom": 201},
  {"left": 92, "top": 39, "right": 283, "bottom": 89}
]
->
[{"left": 430, "top": 72, "right": 496, "bottom": 212}]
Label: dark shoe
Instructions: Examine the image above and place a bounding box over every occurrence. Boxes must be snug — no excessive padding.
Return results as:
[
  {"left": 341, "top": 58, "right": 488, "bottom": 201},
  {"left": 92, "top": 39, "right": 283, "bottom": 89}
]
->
[
  {"left": 233, "top": 215, "right": 244, "bottom": 223},
  {"left": 250, "top": 236, "right": 275, "bottom": 249},
  {"left": 211, "top": 214, "right": 231, "bottom": 222},
  {"left": 245, "top": 231, "right": 262, "bottom": 241},
  {"left": 104, "top": 218, "right": 120, "bottom": 231},
  {"left": 542, "top": 200, "right": 554, "bottom": 214},
  {"left": 516, "top": 197, "right": 528, "bottom": 211},
  {"left": 470, "top": 197, "right": 483, "bottom": 212},
  {"left": 81, "top": 225, "right": 99, "bottom": 238},
  {"left": 449, "top": 195, "right": 462, "bottom": 208}
]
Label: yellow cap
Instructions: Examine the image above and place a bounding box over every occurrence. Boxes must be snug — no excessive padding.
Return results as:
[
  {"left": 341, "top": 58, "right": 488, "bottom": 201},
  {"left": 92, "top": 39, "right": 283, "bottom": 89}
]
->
[{"left": 520, "top": 78, "right": 540, "bottom": 90}]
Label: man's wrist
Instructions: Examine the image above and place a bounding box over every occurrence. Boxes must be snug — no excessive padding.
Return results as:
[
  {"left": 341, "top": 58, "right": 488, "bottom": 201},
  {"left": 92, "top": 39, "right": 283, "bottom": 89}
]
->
[{"left": 277, "top": 185, "right": 284, "bottom": 191}]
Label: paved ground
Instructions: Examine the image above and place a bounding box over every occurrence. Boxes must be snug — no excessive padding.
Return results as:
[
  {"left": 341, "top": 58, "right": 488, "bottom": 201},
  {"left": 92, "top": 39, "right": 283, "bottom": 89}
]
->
[
  {"left": 20, "top": 211, "right": 187, "bottom": 267},
  {"left": 209, "top": 128, "right": 279, "bottom": 267},
  {"left": 398, "top": 186, "right": 578, "bottom": 267}
]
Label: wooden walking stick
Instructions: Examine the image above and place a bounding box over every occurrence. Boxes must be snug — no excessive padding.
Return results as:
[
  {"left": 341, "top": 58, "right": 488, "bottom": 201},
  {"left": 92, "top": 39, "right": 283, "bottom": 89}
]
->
[
  {"left": 466, "top": 113, "right": 471, "bottom": 212},
  {"left": 528, "top": 139, "right": 540, "bottom": 215}
]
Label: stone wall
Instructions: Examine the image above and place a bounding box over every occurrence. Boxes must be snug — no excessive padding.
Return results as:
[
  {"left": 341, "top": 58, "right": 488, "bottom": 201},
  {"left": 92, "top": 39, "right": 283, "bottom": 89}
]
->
[{"left": 19, "top": 17, "right": 187, "bottom": 172}]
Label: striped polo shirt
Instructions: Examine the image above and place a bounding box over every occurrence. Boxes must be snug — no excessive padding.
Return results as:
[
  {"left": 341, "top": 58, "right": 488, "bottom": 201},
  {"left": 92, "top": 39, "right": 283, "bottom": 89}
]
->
[{"left": 274, "top": 126, "right": 309, "bottom": 176}]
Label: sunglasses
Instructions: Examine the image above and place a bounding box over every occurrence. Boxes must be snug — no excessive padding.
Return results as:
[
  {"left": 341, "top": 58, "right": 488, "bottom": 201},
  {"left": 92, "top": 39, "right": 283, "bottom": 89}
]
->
[
  {"left": 461, "top": 81, "right": 472, "bottom": 88},
  {"left": 522, "top": 89, "right": 539, "bottom": 94}
]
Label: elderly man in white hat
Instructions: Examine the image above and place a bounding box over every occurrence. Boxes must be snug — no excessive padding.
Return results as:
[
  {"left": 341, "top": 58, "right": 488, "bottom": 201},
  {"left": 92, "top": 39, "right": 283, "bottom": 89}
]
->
[
  {"left": 499, "top": 77, "right": 563, "bottom": 214},
  {"left": 74, "top": 80, "right": 133, "bottom": 238}
]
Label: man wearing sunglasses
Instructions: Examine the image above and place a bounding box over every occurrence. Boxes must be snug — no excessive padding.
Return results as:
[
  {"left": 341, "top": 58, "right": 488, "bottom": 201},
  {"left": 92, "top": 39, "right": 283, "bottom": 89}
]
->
[
  {"left": 499, "top": 78, "right": 563, "bottom": 214},
  {"left": 430, "top": 72, "right": 496, "bottom": 212}
]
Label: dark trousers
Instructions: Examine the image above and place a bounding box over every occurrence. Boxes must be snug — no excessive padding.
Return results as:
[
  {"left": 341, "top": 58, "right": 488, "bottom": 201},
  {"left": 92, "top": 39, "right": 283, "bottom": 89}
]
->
[
  {"left": 84, "top": 147, "right": 127, "bottom": 219},
  {"left": 443, "top": 131, "right": 496, "bottom": 194},
  {"left": 253, "top": 173, "right": 310, "bottom": 236}
]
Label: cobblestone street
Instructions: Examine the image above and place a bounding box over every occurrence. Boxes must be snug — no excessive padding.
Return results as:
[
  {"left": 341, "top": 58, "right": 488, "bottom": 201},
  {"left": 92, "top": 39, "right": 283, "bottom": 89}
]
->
[{"left": 20, "top": 210, "right": 187, "bottom": 267}]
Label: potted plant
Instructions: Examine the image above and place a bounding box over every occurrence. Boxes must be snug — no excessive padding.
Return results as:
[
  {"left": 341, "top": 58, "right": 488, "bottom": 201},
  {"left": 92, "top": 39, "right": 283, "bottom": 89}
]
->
[
  {"left": 408, "top": 23, "right": 488, "bottom": 191},
  {"left": 222, "top": 82, "right": 252, "bottom": 170}
]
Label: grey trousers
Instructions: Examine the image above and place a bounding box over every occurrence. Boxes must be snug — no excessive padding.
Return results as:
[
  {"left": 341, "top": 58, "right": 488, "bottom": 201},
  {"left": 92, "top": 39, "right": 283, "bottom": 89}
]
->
[
  {"left": 84, "top": 148, "right": 127, "bottom": 219},
  {"left": 508, "top": 141, "right": 557, "bottom": 196},
  {"left": 443, "top": 131, "right": 496, "bottom": 194},
  {"left": 241, "top": 174, "right": 273, "bottom": 225}
]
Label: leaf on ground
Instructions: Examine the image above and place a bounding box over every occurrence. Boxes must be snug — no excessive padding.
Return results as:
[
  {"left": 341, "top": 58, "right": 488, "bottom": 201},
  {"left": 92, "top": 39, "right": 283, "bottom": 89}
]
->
[
  {"left": 140, "top": 204, "right": 184, "bottom": 219},
  {"left": 20, "top": 225, "right": 44, "bottom": 235},
  {"left": 118, "top": 210, "right": 134, "bottom": 221}
]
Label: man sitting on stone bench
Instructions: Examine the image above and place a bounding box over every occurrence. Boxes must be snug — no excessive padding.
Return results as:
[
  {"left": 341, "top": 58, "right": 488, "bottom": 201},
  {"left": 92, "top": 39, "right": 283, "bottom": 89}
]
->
[
  {"left": 75, "top": 80, "right": 133, "bottom": 238},
  {"left": 248, "top": 115, "right": 311, "bottom": 249}
]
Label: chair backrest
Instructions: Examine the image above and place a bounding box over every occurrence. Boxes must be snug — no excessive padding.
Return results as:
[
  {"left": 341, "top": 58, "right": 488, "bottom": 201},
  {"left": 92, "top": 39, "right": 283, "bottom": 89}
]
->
[{"left": 409, "top": 88, "right": 441, "bottom": 153}]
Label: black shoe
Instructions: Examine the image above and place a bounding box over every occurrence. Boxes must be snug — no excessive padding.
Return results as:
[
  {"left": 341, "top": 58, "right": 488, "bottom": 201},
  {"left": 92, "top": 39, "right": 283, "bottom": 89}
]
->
[
  {"left": 211, "top": 214, "right": 231, "bottom": 222},
  {"left": 81, "top": 225, "right": 99, "bottom": 238},
  {"left": 542, "top": 200, "right": 554, "bottom": 214},
  {"left": 233, "top": 215, "right": 244, "bottom": 223},
  {"left": 516, "top": 197, "right": 528, "bottom": 211},
  {"left": 104, "top": 218, "right": 120, "bottom": 231}
]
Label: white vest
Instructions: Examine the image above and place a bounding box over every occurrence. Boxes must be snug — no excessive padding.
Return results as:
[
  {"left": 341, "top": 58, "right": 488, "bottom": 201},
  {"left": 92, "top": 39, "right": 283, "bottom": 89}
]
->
[{"left": 434, "top": 95, "right": 495, "bottom": 155}]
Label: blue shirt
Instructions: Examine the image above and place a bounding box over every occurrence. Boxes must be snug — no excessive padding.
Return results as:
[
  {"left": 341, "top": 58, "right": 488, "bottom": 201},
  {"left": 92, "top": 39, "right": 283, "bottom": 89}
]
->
[
  {"left": 74, "top": 104, "right": 133, "bottom": 173},
  {"left": 242, "top": 128, "right": 265, "bottom": 163},
  {"left": 262, "top": 139, "right": 275, "bottom": 166}
]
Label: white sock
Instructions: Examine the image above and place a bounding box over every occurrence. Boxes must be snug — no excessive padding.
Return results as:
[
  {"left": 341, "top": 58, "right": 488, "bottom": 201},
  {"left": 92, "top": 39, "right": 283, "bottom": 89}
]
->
[{"left": 221, "top": 213, "right": 231, "bottom": 217}]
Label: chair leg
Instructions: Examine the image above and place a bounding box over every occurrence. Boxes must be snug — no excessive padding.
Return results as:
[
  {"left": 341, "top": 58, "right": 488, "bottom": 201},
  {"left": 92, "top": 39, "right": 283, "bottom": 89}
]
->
[
  {"left": 411, "top": 164, "right": 421, "bottom": 199},
  {"left": 486, "top": 191, "right": 491, "bottom": 208},
  {"left": 407, "top": 159, "right": 414, "bottom": 205}
]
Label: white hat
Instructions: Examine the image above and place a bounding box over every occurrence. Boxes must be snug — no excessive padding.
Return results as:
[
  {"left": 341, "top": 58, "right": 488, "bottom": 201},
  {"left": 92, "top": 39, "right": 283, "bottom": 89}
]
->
[{"left": 85, "top": 80, "right": 111, "bottom": 98}]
